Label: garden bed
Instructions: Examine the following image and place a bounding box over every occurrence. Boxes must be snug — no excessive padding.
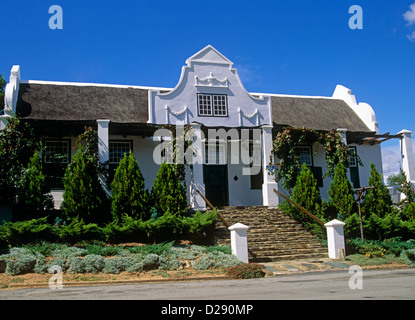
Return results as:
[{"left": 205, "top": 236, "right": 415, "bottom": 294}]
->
[{"left": 0, "top": 242, "right": 256, "bottom": 289}]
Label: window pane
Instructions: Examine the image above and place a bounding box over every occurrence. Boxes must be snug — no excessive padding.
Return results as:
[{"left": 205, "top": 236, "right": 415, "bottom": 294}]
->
[
  {"left": 198, "top": 94, "right": 212, "bottom": 116},
  {"left": 44, "top": 140, "right": 69, "bottom": 163},
  {"left": 109, "top": 141, "right": 132, "bottom": 163},
  {"left": 296, "top": 146, "right": 312, "bottom": 166},
  {"left": 213, "top": 95, "right": 227, "bottom": 116}
]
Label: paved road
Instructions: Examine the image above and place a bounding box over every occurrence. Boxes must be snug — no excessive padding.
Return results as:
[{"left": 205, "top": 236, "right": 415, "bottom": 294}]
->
[{"left": 0, "top": 269, "right": 414, "bottom": 300}]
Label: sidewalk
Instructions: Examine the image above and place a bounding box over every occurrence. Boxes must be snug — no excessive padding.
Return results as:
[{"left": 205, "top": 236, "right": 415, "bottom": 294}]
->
[{"left": 262, "top": 258, "right": 410, "bottom": 276}]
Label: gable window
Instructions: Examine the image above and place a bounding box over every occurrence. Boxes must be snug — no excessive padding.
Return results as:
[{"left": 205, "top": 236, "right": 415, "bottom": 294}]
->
[
  {"left": 43, "top": 140, "right": 70, "bottom": 164},
  {"left": 197, "top": 94, "right": 228, "bottom": 117},
  {"left": 109, "top": 140, "right": 133, "bottom": 164}
]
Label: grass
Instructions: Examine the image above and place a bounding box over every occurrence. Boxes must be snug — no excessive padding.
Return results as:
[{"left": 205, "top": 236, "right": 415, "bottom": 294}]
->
[{"left": 346, "top": 253, "right": 406, "bottom": 266}]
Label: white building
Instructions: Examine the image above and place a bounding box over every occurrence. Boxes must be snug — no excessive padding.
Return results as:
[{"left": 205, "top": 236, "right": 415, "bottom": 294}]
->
[{"left": 2, "top": 45, "right": 411, "bottom": 210}]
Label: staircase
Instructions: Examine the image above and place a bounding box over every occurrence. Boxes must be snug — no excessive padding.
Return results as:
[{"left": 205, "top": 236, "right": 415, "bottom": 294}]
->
[{"left": 214, "top": 206, "right": 327, "bottom": 262}]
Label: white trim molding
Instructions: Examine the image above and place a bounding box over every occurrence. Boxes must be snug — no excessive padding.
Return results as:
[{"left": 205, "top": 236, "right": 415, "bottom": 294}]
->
[{"left": 194, "top": 72, "right": 228, "bottom": 88}]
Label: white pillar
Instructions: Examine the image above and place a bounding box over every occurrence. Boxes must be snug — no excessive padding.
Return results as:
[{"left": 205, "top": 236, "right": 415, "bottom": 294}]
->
[
  {"left": 336, "top": 128, "right": 348, "bottom": 145},
  {"left": 97, "top": 119, "right": 110, "bottom": 164},
  {"left": 228, "top": 223, "right": 249, "bottom": 263},
  {"left": 325, "top": 219, "right": 346, "bottom": 259},
  {"left": 189, "top": 123, "right": 206, "bottom": 210},
  {"left": 262, "top": 125, "right": 278, "bottom": 206},
  {"left": 399, "top": 130, "right": 415, "bottom": 182}
]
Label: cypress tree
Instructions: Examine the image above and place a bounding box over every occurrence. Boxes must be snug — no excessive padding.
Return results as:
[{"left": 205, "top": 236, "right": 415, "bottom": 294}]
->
[
  {"left": 61, "top": 146, "right": 104, "bottom": 223},
  {"left": 289, "top": 163, "right": 322, "bottom": 224},
  {"left": 16, "top": 152, "right": 54, "bottom": 217},
  {"left": 110, "top": 153, "right": 149, "bottom": 222},
  {"left": 327, "top": 162, "right": 357, "bottom": 219},
  {"left": 362, "top": 162, "right": 393, "bottom": 218},
  {"left": 151, "top": 162, "right": 188, "bottom": 216}
]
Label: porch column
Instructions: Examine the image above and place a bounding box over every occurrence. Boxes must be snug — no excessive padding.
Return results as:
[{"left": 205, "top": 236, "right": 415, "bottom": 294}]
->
[
  {"left": 336, "top": 128, "right": 348, "bottom": 145},
  {"left": 97, "top": 119, "right": 110, "bottom": 164},
  {"left": 399, "top": 130, "right": 415, "bottom": 182},
  {"left": 262, "top": 125, "right": 279, "bottom": 206},
  {"left": 190, "top": 123, "right": 206, "bottom": 210}
]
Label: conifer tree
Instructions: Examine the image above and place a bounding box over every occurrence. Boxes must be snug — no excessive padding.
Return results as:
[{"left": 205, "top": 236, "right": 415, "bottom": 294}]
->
[
  {"left": 289, "top": 163, "right": 322, "bottom": 224},
  {"left": 16, "top": 152, "right": 54, "bottom": 216},
  {"left": 362, "top": 162, "right": 393, "bottom": 218},
  {"left": 151, "top": 162, "right": 188, "bottom": 216},
  {"left": 327, "top": 162, "right": 357, "bottom": 219},
  {"left": 61, "top": 146, "right": 104, "bottom": 223},
  {"left": 110, "top": 153, "right": 149, "bottom": 222}
]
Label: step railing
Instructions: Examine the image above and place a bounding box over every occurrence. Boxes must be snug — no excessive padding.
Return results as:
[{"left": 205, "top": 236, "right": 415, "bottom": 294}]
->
[
  {"left": 196, "top": 189, "right": 257, "bottom": 259},
  {"left": 272, "top": 188, "right": 325, "bottom": 226},
  {"left": 196, "top": 189, "right": 230, "bottom": 228}
]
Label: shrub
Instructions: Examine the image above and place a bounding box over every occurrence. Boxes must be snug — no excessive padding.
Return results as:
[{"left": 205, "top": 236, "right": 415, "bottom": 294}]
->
[
  {"left": 0, "top": 247, "right": 44, "bottom": 276},
  {"left": 0, "top": 217, "right": 55, "bottom": 246},
  {"left": 192, "top": 252, "right": 242, "bottom": 270},
  {"left": 125, "top": 254, "right": 160, "bottom": 273},
  {"left": 83, "top": 254, "right": 105, "bottom": 273},
  {"left": 102, "top": 256, "right": 134, "bottom": 274},
  {"left": 327, "top": 163, "right": 357, "bottom": 219},
  {"left": 111, "top": 153, "right": 150, "bottom": 222},
  {"left": 362, "top": 162, "right": 393, "bottom": 218},
  {"left": 151, "top": 163, "right": 188, "bottom": 215},
  {"left": 61, "top": 146, "right": 108, "bottom": 224},
  {"left": 227, "top": 263, "right": 265, "bottom": 279},
  {"left": 158, "top": 254, "right": 182, "bottom": 270},
  {"left": 15, "top": 152, "right": 54, "bottom": 219},
  {"left": 126, "top": 241, "right": 175, "bottom": 256},
  {"left": 282, "top": 164, "right": 325, "bottom": 227},
  {"left": 400, "top": 249, "right": 415, "bottom": 268},
  {"left": 0, "top": 114, "right": 41, "bottom": 203}
]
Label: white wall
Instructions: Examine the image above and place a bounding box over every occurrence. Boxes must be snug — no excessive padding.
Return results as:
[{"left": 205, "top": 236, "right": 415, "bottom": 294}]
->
[{"left": 149, "top": 45, "right": 271, "bottom": 128}]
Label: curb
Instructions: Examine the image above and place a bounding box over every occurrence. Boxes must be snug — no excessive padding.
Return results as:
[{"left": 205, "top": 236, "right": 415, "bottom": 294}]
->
[{"left": 3, "top": 275, "right": 234, "bottom": 290}]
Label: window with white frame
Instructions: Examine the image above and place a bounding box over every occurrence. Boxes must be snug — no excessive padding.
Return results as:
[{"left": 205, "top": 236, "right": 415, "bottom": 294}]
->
[
  {"left": 198, "top": 94, "right": 228, "bottom": 117},
  {"left": 296, "top": 146, "right": 312, "bottom": 166},
  {"left": 43, "top": 140, "right": 70, "bottom": 164},
  {"left": 205, "top": 142, "right": 226, "bottom": 165},
  {"left": 109, "top": 140, "right": 132, "bottom": 164}
]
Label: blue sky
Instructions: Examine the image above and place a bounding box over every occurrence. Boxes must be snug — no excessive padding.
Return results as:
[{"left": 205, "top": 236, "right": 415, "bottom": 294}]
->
[{"left": 1, "top": 0, "right": 415, "bottom": 179}]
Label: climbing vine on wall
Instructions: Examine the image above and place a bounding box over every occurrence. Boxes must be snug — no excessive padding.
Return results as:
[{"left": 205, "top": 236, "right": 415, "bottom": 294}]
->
[{"left": 267, "top": 127, "right": 362, "bottom": 191}]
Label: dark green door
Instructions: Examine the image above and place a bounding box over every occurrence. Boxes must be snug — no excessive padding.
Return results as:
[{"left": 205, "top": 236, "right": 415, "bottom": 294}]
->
[{"left": 203, "top": 165, "right": 228, "bottom": 207}]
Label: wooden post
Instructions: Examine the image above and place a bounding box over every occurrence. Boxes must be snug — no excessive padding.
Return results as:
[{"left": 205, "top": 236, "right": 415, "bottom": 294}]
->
[{"left": 354, "top": 186, "right": 374, "bottom": 240}]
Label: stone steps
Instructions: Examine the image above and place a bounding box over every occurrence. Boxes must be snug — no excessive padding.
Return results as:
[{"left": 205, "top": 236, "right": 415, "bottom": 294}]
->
[{"left": 214, "top": 206, "right": 327, "bottom": 262}]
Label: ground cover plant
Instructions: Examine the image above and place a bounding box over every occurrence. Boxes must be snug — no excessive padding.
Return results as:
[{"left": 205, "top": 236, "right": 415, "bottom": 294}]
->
[{"left": 0, "top": 243, "right": 242, "bottom": 276}]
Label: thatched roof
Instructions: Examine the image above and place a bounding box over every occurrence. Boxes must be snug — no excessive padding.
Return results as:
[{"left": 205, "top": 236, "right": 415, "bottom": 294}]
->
[
  {"left": 15, "top": 82, "right": 373, "bottom": 134},
  {"left": 16, "top": 82, "right": 149, "bottom": 124},
  {"left": 271, "top": 96, "right": 372, "bottom": 133}
]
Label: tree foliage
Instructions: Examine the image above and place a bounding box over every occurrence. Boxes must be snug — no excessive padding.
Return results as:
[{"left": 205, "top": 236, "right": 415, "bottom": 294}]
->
[
  {"left": 15, "top": 152, "right": 54, "bottom": 217},
  {"left": 151, "top": 162, "right": 188, "bottom": 216},
  {"left": 111, "top": 153, "right": 149, "bottom": 222},
  {"left": 61, "top": 146, "right": 105, "bottom": 223},
  {"left": 362, "top": 162, "right": 393, "bottom": 219},
  {"left": 327, "top": 162, "right": 357, "bottom": 219},
  {"left": 0, "top": 114, "right": 41, "bottom": 202}
]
